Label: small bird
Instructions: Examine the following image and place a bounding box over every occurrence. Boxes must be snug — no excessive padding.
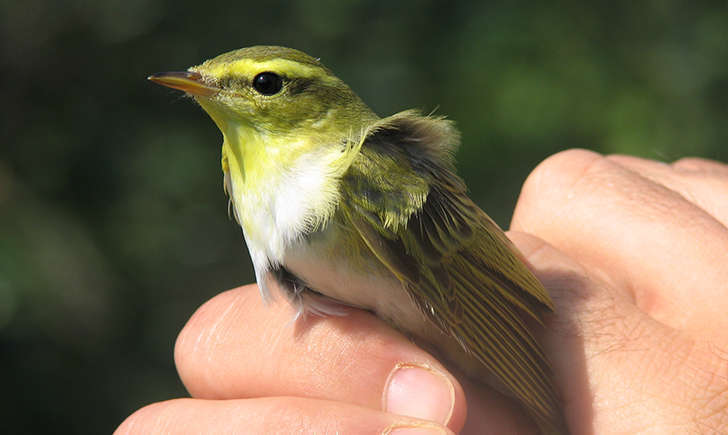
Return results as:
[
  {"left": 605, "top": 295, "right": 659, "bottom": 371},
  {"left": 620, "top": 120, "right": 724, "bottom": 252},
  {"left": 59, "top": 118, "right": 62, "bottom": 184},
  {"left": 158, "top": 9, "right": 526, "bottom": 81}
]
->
[{"left": 149, "top": 46, "right": 566, "bottom": 433}]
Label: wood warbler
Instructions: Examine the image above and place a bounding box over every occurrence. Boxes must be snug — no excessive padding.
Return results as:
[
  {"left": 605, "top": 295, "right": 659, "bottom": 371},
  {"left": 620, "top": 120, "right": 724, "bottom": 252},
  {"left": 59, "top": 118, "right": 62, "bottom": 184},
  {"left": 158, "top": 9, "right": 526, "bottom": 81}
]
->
[{"left": 149, "top": 46, "right": 566, "bottom": 433}]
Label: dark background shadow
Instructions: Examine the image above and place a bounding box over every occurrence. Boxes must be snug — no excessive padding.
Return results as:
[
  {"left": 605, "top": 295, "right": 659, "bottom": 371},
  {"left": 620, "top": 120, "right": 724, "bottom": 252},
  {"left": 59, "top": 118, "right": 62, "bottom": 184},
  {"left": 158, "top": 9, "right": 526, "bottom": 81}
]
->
[{"left": 1, "top": 1, "right": 726, "bottom": 433}]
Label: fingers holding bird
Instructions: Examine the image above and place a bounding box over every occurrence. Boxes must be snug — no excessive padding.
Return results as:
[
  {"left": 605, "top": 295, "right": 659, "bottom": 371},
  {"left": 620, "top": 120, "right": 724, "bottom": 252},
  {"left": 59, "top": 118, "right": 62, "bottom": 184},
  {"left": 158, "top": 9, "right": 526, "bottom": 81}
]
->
[
  {"left": 511, "top": 149, "right": 728, "bottom": 340},
  {"left": 173, "top": 284, "right": 548, "bottom": 434},
  {"left": 173, "top": 284, "right": 570, "bottom": 434},
  {"left": 116, "top": 397, "right": 454, "bottom": 434},
  {"left": 508, "top": 150, "right": 728, "bottom": 433},
  {"left": 505, "top": 229, "right": 728, "bottom": 433}
]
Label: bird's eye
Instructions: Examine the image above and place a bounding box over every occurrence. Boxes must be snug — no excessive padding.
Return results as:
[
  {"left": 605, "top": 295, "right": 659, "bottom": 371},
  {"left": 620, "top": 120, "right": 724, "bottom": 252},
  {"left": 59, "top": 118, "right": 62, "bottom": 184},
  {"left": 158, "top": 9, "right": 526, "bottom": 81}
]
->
[{"left": 252, "top": 72, "right": 283, "bottom": 95}]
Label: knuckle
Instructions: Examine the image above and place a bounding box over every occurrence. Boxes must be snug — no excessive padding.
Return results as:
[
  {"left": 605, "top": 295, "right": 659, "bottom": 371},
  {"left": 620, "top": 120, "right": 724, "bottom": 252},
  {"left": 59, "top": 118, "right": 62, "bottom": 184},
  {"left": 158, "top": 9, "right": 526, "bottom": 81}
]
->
[
  {"left": 515, "top": 148, "right": 608, "bottom": 230},
  {"left": 521, "top": 149, "right": 606, "bottom": 204}
]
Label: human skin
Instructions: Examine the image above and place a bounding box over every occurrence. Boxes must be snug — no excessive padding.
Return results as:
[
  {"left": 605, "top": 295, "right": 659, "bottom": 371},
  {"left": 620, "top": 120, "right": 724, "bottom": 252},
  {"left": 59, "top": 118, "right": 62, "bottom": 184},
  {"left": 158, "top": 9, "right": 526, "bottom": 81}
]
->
[{"left": 116, "top": 150, "right": 728, "bottom": 434}]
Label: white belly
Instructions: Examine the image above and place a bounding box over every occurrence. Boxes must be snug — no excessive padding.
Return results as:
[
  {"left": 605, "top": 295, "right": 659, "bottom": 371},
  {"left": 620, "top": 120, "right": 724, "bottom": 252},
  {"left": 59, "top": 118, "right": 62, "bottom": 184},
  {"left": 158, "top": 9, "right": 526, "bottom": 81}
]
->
[{"left": 282, "top": 226, "right": 443, "bottom": 342}]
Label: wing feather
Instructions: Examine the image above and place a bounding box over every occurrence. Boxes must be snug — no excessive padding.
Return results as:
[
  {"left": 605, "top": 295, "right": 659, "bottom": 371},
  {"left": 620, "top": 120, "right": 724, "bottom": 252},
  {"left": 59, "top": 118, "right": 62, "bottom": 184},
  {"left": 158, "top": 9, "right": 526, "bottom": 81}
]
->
[{"left": 341, "top": 111, "right": 565, "bottom": 433}]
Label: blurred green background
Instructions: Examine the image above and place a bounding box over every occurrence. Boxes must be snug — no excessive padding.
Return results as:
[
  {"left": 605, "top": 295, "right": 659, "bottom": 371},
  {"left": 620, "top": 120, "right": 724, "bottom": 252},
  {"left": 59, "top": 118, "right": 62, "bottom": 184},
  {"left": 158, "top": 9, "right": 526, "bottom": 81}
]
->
[{"left": 1, "top": 0, "right": 726, "bottom": 433}]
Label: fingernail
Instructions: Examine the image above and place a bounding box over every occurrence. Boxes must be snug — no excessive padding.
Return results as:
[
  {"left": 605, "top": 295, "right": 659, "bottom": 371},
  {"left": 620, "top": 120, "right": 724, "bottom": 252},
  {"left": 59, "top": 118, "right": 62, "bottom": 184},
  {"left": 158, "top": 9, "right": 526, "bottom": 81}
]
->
[
  {"left": 383, "top": 363, "right": 455, "bottom": 425},
  {"left": 385, "top": 425, "right": 448, "bottom": 435}
]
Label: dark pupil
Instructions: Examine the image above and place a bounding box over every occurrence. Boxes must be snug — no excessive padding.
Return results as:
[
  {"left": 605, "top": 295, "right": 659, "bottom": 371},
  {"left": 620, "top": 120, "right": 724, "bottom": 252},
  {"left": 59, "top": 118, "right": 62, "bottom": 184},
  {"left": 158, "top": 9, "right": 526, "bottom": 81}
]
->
[{"left": 253, "top": 72, "right": 283, "bottom": 95}]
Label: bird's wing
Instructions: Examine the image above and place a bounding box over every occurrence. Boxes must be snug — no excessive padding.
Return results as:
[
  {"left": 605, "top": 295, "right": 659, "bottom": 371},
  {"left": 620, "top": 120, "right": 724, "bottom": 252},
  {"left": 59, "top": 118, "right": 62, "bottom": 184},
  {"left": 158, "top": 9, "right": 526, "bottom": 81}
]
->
[{"left": 339, "top": 111, "right": 563, "bottom": 432}]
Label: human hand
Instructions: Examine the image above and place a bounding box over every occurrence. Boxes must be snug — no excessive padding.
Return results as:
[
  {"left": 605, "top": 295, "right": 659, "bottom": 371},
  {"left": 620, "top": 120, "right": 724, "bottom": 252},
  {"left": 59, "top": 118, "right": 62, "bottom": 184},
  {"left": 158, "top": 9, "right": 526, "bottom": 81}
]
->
[
  {"left": 114, "top": 285, "right": 470, "bottom": 434},
  {"left": 510, "top": 150, "right": 728, "bottom": 433},
  {"left": 116, "top": 150, "right": 728, "bottom": 434}
]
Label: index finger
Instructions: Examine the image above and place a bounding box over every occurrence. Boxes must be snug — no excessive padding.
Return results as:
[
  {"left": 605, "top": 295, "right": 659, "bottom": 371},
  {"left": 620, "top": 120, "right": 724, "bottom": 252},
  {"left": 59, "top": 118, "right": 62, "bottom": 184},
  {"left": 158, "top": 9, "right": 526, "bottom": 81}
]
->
[{"left": 174, "top": 285, "right": 540, "bottom": 434}]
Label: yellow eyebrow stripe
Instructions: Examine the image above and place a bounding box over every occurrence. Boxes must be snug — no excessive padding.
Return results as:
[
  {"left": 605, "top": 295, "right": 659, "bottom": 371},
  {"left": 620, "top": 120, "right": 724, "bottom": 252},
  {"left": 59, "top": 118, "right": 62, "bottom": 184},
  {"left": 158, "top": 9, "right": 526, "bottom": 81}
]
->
[{"left": 198, "top": 58, "right": 334, "bottom": 83}]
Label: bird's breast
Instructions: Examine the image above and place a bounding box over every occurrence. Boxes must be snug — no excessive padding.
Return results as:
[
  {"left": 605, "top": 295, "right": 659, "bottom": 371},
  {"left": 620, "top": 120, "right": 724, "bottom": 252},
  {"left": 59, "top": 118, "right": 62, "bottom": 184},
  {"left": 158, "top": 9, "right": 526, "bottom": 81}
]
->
[
  {"left": 226, "top": 144, "right": 344, "bottom": 266},
  {"left": 282, "top": 223, "right": 439, "bottom": 338}
]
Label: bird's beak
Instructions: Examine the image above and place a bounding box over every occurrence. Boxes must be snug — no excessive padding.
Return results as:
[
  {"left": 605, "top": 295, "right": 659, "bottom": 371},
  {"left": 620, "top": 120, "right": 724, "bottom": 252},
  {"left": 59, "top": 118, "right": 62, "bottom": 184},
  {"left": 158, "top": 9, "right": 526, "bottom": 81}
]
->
[{"left": 147, "top": 71, "right": 219, "bottom": 97}]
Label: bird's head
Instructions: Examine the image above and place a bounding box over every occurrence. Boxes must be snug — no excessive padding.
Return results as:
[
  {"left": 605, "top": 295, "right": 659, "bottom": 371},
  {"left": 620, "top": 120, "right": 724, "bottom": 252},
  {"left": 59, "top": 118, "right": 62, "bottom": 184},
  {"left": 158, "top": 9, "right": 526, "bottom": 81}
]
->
[{"left": 149, "top": 46, "right": 377, "bottom": 143}]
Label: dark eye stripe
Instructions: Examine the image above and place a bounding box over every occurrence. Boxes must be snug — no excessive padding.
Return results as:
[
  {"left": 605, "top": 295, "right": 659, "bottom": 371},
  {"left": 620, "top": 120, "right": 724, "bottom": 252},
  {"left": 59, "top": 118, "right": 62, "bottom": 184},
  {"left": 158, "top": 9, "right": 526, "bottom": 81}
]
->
[{"left": 287, "top": 78, "right": 315, "bottom": 96}]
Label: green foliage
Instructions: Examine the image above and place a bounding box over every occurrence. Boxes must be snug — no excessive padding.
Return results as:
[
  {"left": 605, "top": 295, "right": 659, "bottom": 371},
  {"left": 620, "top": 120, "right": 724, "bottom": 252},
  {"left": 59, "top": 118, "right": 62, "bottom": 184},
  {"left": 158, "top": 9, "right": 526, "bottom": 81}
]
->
[{"left": 1, "top": 1, "right": 725, "bottom": 433}]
